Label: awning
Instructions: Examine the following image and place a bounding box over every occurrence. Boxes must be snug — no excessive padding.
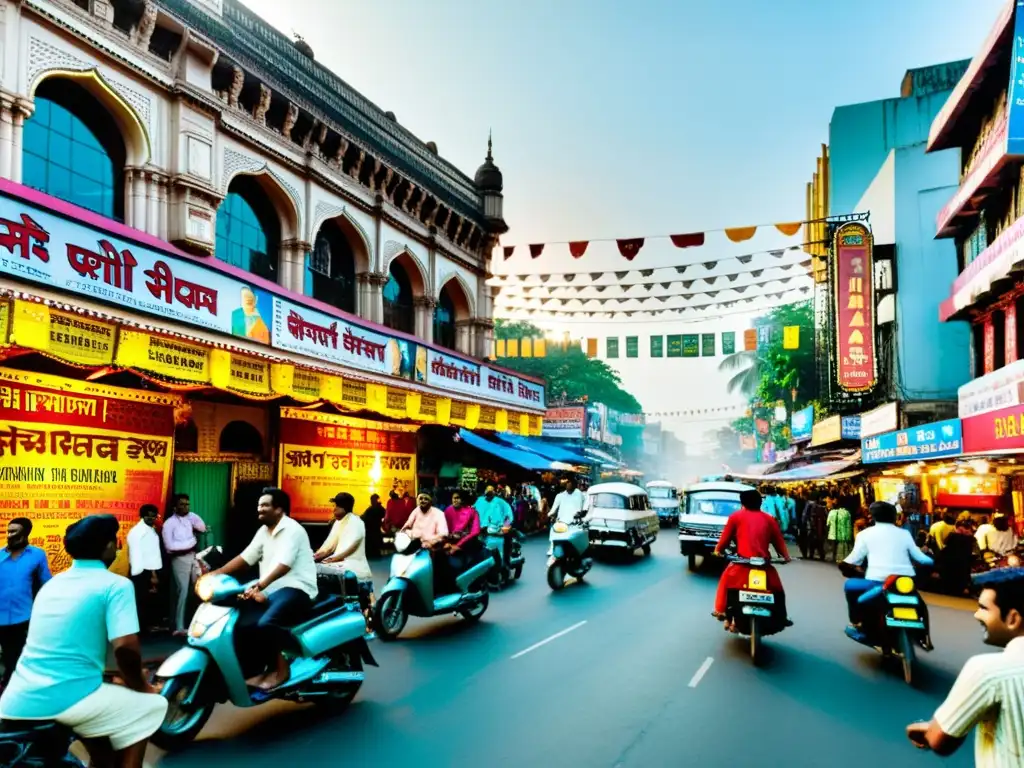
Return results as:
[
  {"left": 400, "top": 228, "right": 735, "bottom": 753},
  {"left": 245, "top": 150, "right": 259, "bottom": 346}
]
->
[
  {"left": 458, "top": 429, "right": 568, "bottom": 472},
  {"left": 734, "top": 455, "right": 862, "bottom": 482},
  {"left": 496, "top": 434, "right": 593, "bottom": 464},
  {"left": 585, "top": 446, "right": 622, "bottom": 466}
]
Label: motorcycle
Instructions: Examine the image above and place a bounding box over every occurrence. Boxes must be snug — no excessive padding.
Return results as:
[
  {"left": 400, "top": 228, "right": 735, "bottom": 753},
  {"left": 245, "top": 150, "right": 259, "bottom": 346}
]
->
[
  {"left": 373, "top": 531, "right": 496, "bottom": 641},
  {"left": 151, "top": 569, "right": 377, "bottom": 750},
  {"left": 721, "top": 556, "right": 788, "bottom": 665},
  {"left": 840, "top": 564, "right": 932, "bottom": 685},
  {"left": 0, "top": 720, "right": 84, "bottom": 767},
  {"left": 547, "top": 512, "right": 592, "bottom": 591},
  {"left": 485, "top": 526, "right": 526, "bottom": 590}
]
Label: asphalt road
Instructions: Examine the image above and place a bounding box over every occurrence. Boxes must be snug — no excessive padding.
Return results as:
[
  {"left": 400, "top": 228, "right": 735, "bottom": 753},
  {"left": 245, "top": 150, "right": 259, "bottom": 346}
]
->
[{"left": 151, "top": 533, "right": 981, "bottom": 768}]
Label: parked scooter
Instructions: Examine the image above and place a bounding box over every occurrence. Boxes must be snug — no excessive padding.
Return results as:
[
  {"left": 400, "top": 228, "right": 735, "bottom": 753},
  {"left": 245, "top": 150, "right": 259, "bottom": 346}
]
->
[
  {"left": 721, "top": 556, "right": 789, "bottom": 665},
  {"left": 151, "top": 570, "right": 377, "bottom": 750},
  {"left": 840, "top": 564, "right": 932, "bottom": 685},
  {"left": 374, "top": 531, "right": 496, "bottom": 641},
  {"left": 486, "top": 527, "right": 526, "bottom": 590},
  {"left": 547, "top": 512, "right": 592, "bottom": 591},
  {"left": 0, "top": 720, "right": 84, "bottom": 766}
]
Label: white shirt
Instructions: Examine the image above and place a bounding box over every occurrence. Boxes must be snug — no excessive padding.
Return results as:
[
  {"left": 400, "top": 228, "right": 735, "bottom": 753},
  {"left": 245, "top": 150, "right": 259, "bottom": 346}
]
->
[
  {"left": 240, "top": 515, "right": 318, "bottom": 600},
  {"left": 551, "top": 489, "right": 586, "bottom": 524},
  {"left": 126, "top": 522, "right": 162, "bottom": 576},
  {"left": 318, "top": 515, "right": 371, "bottom": 580},
  {"left": 933, "top": 636, "right": 1024, "bottom": 768},
  {"left": 977, "top": 524, "right": 1018, "bottom": 556},
  {"left": 843, "top": 522, "right": 933, "bottom": 582}
]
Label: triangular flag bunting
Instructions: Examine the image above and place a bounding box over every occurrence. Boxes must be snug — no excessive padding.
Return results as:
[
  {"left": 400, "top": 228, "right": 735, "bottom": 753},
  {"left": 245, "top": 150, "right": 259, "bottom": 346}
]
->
[{"left": 568, "top": 241, "right": 589, "bottom": 258}]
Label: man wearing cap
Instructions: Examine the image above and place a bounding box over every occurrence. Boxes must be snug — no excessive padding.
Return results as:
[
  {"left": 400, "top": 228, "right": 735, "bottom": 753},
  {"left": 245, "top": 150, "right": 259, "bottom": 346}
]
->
[
  {"left": 0, "top": 514, "right": 167, "bottom": 768},
  {"left": 475, "top": 486, "right": 513, "bottom": 563},
  {"left": 314, "top": 492, "right": 372, "bottom": 581}
]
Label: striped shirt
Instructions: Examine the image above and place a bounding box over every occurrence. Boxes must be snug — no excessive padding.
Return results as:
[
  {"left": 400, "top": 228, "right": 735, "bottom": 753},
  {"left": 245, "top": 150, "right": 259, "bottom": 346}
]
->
[{"left": 933, "top": 636, "right": 1024, "bottom": 768}]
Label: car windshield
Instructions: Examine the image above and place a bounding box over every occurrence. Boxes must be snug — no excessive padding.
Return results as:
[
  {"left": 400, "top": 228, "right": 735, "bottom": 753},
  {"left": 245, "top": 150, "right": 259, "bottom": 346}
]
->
[
  {"left": 648, "top": 487, "right": 677, "bottom": 499},
  {"left": 685, "top": 491, "right": 742, "bottom": 516},
  {"left": 588, "top": 493, "right": 649, "bottom": 511}
]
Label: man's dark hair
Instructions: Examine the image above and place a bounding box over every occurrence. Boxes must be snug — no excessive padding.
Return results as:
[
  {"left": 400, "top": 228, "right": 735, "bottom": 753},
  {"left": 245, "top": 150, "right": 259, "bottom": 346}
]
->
[
  {"left": 9, "top": 517, "right": 32, "bottom": 535},
  {"left": 740, "top": 489, "right": 762, "bottom": 510},
  {"left": 869, "top": 501, "right": 897, "bottom": 525},
  {"left": 370, "top": 493, "right": 380, "bottom": 504},
  {"left": 172, "top": 493, "right": 189, "bottom": 507},
  {"left": 139, "top": 504, "right": 159, "bottom": 518},
  {"left": 261, "top": 487, "right": 291, "bottom": 515},
  {"left": 334, "top": 492, "right": 355, "bottom": 513},
  {"left": 943, "top": 510, "right": 956, "bottom": 525},
  {"left": 973, "top": 568, "right": 1024, "bottom": 620},
  {"left": 65, "top": 514, "right": 119, "bottom": 560}
]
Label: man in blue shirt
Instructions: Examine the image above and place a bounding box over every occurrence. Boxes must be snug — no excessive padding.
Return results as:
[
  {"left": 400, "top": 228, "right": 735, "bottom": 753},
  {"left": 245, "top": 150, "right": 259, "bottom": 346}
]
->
[
  {"left": 0, "top": 516, "right": 50, "bottom": 689},
  {"left": 0, "top": 515, "right": 167, "bottom": 768}
]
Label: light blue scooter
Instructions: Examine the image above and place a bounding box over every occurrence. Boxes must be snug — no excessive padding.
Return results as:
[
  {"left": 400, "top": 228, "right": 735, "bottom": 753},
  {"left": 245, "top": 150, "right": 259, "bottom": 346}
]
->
[
  {"left": 373, "top": 532, "right": 496, "bottom": 640},
  {"left": 151, "top": 571, "right": 377, "bottom": 751},
  {"left": 547, "top": 512, "right": 592, "bottom": 590}
]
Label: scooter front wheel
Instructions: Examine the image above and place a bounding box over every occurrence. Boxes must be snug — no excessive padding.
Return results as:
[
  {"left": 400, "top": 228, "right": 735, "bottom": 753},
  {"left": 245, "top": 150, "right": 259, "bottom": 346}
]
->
[
  {"left": 150, "top": 676, "right": 214, "bottom": 751},
  {"left": 898, "top": 629, "right": 915, "bottom": 685},
  {"left": 547, "top": 563, "right": 565, "bottom": 591},
  {"left": 373, "top": 592, "right": 408, "bottom": 641},
  {"left": 459, "top": 591, "right": 489, "bottom": 622}
]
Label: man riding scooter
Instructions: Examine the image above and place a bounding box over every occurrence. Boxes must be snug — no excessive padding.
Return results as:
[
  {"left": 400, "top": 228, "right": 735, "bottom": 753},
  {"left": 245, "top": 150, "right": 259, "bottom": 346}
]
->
[{"left": 712, "top": 489, "right": 792, "bottom": 631}]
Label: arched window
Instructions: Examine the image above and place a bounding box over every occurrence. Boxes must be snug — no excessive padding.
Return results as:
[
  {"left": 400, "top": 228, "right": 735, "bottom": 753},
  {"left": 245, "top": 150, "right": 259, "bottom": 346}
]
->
[
  {"left": 382, "top": 261, "right": 414, "bottom": 334},
  {"left": 216, "top": 176, "right": 281, "bottom": 282},
  {"left": 24, "top": 78, "right": 126, "bottom": 220},
  {"left": 219, "top": 420, "right": 264, "bottom": 455},
  {"left": 310, "top": 220, "right": 356, "bottom": 314},
  {"left": 433, "top": 286, "right": 457, "bottom": 350}
]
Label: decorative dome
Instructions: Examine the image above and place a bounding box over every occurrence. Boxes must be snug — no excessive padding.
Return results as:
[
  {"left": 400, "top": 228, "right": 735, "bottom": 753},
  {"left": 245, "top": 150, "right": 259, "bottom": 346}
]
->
[
  {"left": 293, "top": 35, "right": 314, "bottom": 59},
  {"left": 385, "top": 110, "right": 396, "bottom": 121},
  {"left": 425, "top": 141, "right": 438, "bottom": 154},
  {"left": 474, "top": 133, "right": 503, "bottom": 192}
]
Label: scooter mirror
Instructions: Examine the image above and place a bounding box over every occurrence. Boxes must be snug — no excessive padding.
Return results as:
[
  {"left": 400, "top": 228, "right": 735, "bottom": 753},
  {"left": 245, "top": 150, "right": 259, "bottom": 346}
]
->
[{"left": 394, "top": 531, "right": 412, "bottom": 553}]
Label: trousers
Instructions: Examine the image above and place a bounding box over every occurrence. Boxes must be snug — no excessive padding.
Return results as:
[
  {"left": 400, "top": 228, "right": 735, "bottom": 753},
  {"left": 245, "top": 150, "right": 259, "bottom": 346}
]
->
[
  {"left": 0, "top": 622, "right": 29, "bottom": 688},
  {"left": 235, "top": 587, "right": 312, "bottom": 675},
  {"left": 169, "top": 553, "right": 195, "bottom": 631}
]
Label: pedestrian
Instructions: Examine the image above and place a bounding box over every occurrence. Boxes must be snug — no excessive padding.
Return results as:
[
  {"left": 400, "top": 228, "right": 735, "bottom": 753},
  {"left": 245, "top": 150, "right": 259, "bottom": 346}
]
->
[
  {"left": 0, "top": 517, "right": 50, "bottom": 690},
  {"left": 761, "top": 486, "right": 784, "bottom": 530},
  {"left": 906, "top": 566, "right": 1024, "bottom": 765},
  {"left": 781, "top": 489, "right": 797, "bottom": 537},
  {"left": 161, "top": 493, "right": 207, "bottom": 637},
  {"left": 826, "top": 497, "right": 853, "bottom": 562},
  {"left": 383, "top": 484, "right": 416, "bottom": 534},
  {"left": 362, "top": 493, "right": 386, "bottom": 559},
  {"left": 807, "top": 496, "right": 828, "bottom": 561},
  {"left": 978, "top": 513, "right": 1018, "bottom": 557},
  {"left": 314, "top": 492, "right": 372, "bottom": 581},
  {"left": 126, "top": 504, "right": 163, "bottom": 633},
  {"left": 929, "top": 509, "right": 956, "bottom": 551},
  {"left": 938, "top": 514, "right": 977, "bottom": 597}
]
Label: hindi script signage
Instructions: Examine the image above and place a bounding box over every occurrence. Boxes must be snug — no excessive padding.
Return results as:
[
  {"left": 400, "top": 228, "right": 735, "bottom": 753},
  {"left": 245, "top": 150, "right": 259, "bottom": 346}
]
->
[{"left": 833, "top": 222, "right": 876, "bottom": 392}]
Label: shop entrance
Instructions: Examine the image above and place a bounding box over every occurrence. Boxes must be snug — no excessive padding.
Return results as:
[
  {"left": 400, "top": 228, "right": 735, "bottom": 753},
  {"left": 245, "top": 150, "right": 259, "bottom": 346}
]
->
[{"left": 172, "top": 462, "right": 231, "bottom": 550}]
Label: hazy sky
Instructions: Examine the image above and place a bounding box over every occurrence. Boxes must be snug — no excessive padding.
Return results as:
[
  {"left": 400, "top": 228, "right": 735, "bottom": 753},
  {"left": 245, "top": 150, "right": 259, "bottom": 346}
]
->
[{"left": 242, "top": 0, "right": 1003, "bottom": 448}]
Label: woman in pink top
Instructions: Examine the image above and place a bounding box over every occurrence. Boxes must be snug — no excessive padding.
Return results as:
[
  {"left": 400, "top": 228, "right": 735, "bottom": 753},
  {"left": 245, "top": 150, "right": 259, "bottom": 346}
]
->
[{"left": 401, "top": 493, "right": 448, "bottom": 547}]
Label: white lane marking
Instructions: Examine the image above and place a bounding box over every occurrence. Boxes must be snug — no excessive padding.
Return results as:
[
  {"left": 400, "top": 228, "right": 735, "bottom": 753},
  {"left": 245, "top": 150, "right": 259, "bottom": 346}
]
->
[
  {"left": 688, "top": 656, "right": 714, "bottom": 688},
  {"left": 510, "top": 620, "right": 588, "bottom": 659}
]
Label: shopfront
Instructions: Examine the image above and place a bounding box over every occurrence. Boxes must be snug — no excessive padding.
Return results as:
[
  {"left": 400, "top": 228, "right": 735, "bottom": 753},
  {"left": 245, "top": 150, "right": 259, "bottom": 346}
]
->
[{"left": 0, "top": 179, "right": 546, "bottom": 571}]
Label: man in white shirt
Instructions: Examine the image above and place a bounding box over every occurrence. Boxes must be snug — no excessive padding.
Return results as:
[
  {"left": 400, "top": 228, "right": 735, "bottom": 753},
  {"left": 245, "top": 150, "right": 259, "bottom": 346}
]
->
[
  {"left": 209, "top": 487, "right": 318, "bottom": 691},
  {"left": 977, "top": 513, "right": 1019, "bottom": 557},
  {"left": 907, "top": 567, "right": 1024, "bottom": 767},
  {"left": 314, "top": 492, "right": 372, "bottom": 580},
  {"left": 842, "top": 501, "right": 933, "bottom": 630},
  {"left": 126, "top": 504, "right": 163, "bottom": 632},
  {"left": 550, "top": 477, "right": 586, "bottom": 525}
]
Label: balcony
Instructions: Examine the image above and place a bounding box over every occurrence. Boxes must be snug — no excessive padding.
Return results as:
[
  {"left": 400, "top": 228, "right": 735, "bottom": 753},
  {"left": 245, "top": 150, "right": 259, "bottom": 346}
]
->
[
  {"left": 940, "top": 213, "right": 1024, "bottom": 320},
  {"left": 936, "top": 118, "right": 1010, "bottom": 237}
]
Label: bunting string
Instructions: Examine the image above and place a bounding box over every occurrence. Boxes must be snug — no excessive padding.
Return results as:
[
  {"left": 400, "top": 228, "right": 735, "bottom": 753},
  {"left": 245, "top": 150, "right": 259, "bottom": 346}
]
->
[{"left": 496, "top": 283, "right": 812, "bottom": 313}]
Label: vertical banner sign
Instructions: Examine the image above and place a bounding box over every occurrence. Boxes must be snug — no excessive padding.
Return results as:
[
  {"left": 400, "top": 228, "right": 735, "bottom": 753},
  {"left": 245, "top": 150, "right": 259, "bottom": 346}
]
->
[
  {"left": 1007, "top": 0, "right": 1024, "bottom": 155},
  {"left": 682, "top": 335, "right": 699, "bottom": 357},
  {"left": 743, "top": 329, "right": 757, "bottom": 351},
  {"left": 783, "top": 326, "right": 800, "bottom": 350},
  {"left": 833, "top": 221, "right": 876, "bottom": 392},
  {"left": 606, "top": 337, "right": 619, "bottom": 358},
  {"left": 1007, "top": 302, "right": 1018, "bottom": 363},
  {"left": 667, "top": 335, "right": 683, "bottom": 357},
  {"left": 984, "top": 317, "right": 996, "bottom": 375},
  {"left": 278, "top": 408, "right": 419, "bottom": 523},
  {"left": 650, "top": 336, "right": 664, "bottom": 357},
  {"left": 0, "top": 369, "right": 177, "bottom": 574},
  {"left": 722, "top": 331, "right": 736, "bottom": 355},
  {"left": 626, "top": 336, "right": 638, "bottom": 358},
  {"left": 757, "top": 325, "right": 771, "bottom": 348},
  {"left": 701, "top": 333, "right": 715, "bottom": 356}
]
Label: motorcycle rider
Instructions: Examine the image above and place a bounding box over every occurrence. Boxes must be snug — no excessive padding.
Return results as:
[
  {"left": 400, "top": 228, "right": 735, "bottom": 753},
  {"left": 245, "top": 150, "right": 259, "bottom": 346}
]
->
[
  {"left": 712, "top": 489, "right": 792, "bottom": 629},
  {"left": 548, "top": 477, "right": 586, "bottom": 556},
  {"left": 442, "top": 491, "right": 484, "bottom": 590},
  {"left": 841, "top": 500, "right": 934, "bottom": 638},
  {"left": 0, "top": 514, "right": 167, "bottom": 768}
]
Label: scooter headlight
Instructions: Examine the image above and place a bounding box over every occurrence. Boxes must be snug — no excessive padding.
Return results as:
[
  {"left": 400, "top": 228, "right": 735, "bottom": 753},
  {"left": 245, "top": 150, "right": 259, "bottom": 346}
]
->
[
  {"left": 895, "top": 576, "right": 915, "bottom": 594},
  {"left": 195, "top": 575, "right": 216, "bottom": 602},
  {"left": 552, "top": 522, "right": 569, "bottom": 534}
]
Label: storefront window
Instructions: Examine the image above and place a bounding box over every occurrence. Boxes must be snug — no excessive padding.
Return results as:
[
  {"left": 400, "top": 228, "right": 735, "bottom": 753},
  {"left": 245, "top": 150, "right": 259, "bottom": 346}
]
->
[
  {"left": 310, "top": 221, "right": 356, "bottom": 314},
  {"left": 23, "top": 79, "right": 125, "bottom": 220},
  {"left": 434, "top": 287, "right": 456, "bottom": 350},
  {"left": 383, "top": 262, "right": 414, "bottom": 334},
  {"left": 215, "top": 176, "right": 280, "bottom": 282}
]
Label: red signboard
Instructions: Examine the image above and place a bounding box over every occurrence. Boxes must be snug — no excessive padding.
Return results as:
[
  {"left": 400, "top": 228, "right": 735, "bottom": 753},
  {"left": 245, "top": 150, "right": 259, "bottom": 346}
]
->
[
  {"left": 1007, "top": 302, "right": 1018, "bottom": 363},
  {"left": 833, "top": 222, "right": 876, "bottom": 392},
  {"left": 962, "top": 402, "right": 1024, "bottom": 453}
]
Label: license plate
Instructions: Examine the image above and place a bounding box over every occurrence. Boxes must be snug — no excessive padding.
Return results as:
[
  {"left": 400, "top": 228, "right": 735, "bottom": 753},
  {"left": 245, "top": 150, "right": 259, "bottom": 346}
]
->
[
  {"left": 892, "top": 606, "right": 919, "bottom": 621},
  {"left": 742, "top": 606, "right": 772, "bottom": 616},
  {"left": 739, "top": 590, "right": 774, "bottom": 604}
]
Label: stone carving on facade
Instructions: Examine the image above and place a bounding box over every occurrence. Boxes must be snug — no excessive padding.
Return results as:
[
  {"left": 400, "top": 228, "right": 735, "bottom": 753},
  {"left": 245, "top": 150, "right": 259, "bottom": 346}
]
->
[
  {"left": 253, "top": 84, "right": 271, "bottom": 125},
  {"left": 228, "top": 66, "right": 244, "bottom": 108},
  {"left": 413, "top": 192, "right": 427, "bottom": 218},
  {"left": 369, "top": 158, "right": 382, "bottom": 190},
  {"left": 329, "top": 137, "right": 349, "bottom": 169},
  {"left": 461, "top": 222, "right": 477, "bottom": 248},
  {"left": 381, "top": 168, "right": 394, "bottom": 198},
  {"left": 315, "top": 123, "right": 328, "bottom": 148},
  {"left": 452, "top": 218, "right": 465, "bottom": 244},
  {"left": 394, "top": 182, "right": 412, "bottom": 210},
  {"left": 351, "top": 150, "right": 365, "bottom": 179},
  {"left": 135, "top": 2, "right": 158, "bottom": 50},
  {"left": 282, "top": 103, "right": 298, "bottom": 139}
]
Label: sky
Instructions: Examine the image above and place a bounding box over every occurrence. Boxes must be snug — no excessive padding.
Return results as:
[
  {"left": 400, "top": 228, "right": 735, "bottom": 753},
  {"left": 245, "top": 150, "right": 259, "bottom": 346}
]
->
[{"left": 241, "top": 0, "right": 1004, "bottom": 450}]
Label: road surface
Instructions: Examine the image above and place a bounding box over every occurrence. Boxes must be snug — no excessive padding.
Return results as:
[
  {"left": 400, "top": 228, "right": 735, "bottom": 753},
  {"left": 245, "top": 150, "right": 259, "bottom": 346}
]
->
[{"left": 152, "top": 534, "right": 980, "bottom": 768}]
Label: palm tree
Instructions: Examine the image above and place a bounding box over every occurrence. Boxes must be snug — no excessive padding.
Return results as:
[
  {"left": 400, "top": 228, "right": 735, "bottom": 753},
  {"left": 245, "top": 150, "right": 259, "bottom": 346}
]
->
[{"left": 718, "top": 350, "right": 761, "bottom": 398}]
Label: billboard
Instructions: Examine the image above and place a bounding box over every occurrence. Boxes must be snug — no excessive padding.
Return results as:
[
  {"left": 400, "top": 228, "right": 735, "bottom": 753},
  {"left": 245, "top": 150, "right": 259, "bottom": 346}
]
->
[
  {"left": 542, "top": 406, "right": 587, "bottom": 439},
  {"left": 833, "top": 222, "right": 876, "bottom": 392},
  {"left": 862, "top": 419, "right": 963, "bottom": 464},
  {"left": 790, "top": 405, "right": 813, "bottom": 442}
]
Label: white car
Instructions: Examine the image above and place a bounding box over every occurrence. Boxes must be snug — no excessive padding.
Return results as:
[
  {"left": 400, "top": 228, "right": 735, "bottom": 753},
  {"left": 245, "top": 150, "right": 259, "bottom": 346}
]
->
[
  {"left": 585, "top": 482, "right": 659, "bottom": 555},
  {"left": 646, "top": 480, "right": 681, "bottom": 527},
  {"left": 678, "top": 480, "right": 754, "bottom": 571}
]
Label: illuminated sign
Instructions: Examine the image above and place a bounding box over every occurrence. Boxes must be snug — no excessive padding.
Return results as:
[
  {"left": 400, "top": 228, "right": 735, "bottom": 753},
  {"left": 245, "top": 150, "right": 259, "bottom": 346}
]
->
[{"left": 833, "top": 222, "right": 876, "bottom": 392}]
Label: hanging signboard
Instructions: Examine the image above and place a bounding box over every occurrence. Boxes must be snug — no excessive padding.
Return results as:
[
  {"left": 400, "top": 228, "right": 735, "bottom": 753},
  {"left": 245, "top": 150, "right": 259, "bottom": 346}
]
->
[
  {"left": 0, "top": 368, "right": 177, "bottom": 574},
  {"left": 790, "top": 405, "right": 813, "bottom": 442},
  {"left": 722, "top": 331, "right": 736, "bottom": 355},
  {"left": 667, "top": 335, "right": 683, "bottom": 357},
  {"left": 650, "top": 336, "right": 663, "bottom": 357},
  {"left": 542, "top": 406, "right": 586, "bottom": 439},
  {"left": 833, "top": 222, "right": 876, "bottom": 392},
  {"left": 682, "top": 334, "right": 699, "bottom": 357},
  {"left": 862, "top": 418, "right": 963, "bottom": 464},
  {"left": 701, "top": 333, "right": 715, "bottom": 356}
]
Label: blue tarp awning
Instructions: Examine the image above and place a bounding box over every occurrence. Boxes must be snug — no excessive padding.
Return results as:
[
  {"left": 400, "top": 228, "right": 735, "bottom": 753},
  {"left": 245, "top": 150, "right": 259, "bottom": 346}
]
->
[
  {"left": 458, "top": 429, "right": 562, "bottom": 472},
  {"left": 496, "top": 434, "right": 593, "bottom": 465}
]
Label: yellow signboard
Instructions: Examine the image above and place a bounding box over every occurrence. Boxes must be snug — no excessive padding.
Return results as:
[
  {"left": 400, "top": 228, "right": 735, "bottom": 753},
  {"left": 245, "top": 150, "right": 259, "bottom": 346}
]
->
[
  {"left": 117, "top": 330, "right": 210, "bottom": 383},
  {"left": 11, "top": 300, "right": 116, "bottom": 366}
]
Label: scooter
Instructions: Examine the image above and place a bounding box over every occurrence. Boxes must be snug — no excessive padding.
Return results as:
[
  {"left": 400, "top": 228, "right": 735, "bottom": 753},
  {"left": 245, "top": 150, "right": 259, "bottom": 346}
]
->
[
  {"left": 373, "top": 531, "right": 495, "bottom": 641},
  {"left": 722, "top": 556, "right": 789, "bottom": 665},
  {"left": 151, "top": 570, "right": 377, "bottom": 751},
  {"left": 841, "top": 567, "right": 932, "bottom": 685},
  {"left": 485, "top": 526, "right": 526, "bottom": 590},
  {"left": 547, "top": 512, "right": 592, "bottom": 591},
  {"left": 0, "top": 720, "right": 84, "bottom": 766}
]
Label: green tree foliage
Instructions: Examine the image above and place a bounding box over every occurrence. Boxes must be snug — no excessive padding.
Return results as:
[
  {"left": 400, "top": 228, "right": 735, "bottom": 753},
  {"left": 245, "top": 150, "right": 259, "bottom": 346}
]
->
[{"left": 494, "top": 320, "right": 642, "bottom": 414}]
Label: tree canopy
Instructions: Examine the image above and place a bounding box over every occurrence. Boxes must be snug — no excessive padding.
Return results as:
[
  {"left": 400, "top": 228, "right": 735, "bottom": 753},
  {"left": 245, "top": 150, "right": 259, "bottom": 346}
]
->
[{"left": 494, "top": 320, "right": 643, "bottom": 413}]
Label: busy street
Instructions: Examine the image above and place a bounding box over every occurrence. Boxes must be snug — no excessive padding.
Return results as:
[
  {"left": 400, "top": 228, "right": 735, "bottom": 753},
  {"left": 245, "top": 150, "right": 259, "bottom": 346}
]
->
[{"left": 144, "top": 534, "right": 979, "bottom": 768}]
